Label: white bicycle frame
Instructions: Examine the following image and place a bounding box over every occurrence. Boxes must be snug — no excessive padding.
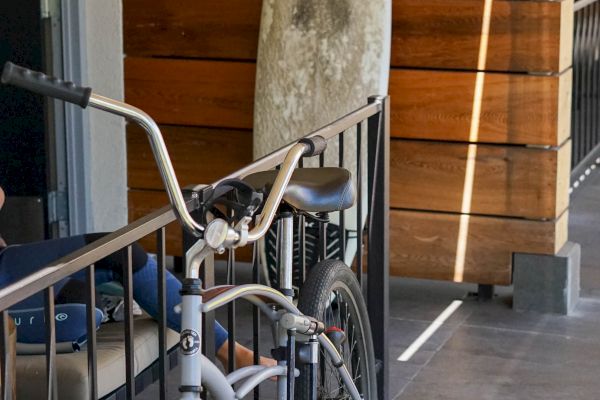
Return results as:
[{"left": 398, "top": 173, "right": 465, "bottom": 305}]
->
[{"left": 87, "top": 93, "right": 362, "bottom": 400}]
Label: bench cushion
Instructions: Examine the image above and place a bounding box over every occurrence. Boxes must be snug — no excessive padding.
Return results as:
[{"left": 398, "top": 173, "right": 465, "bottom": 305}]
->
[{"left": 15, "top": 315, "right": 178, "bottom": 399}]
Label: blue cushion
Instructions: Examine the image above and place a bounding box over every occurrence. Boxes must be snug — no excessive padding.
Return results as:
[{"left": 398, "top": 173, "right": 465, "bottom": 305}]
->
[{"left": 9, "top": 303, "right": 103, "bottom": 345}]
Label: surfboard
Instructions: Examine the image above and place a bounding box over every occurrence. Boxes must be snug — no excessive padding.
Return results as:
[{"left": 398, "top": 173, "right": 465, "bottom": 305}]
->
[{"left": 253, "top": 0, "right": 391, "bottom": 265}]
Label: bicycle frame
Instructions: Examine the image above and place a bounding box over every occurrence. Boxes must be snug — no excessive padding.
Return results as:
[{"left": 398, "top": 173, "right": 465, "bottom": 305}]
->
[{"left": 87, "top": 94, "right": 362, "bottom": 400}]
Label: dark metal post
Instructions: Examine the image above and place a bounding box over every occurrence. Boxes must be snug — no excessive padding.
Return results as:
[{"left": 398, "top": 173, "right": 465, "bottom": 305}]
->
[
  {"left": 0, "top": 312, "right": 12, "bottom": 400},
  {"left": 156, "top": 229, "right": 168, "bottom": 400},
  {"left": 356, "top": 122, "right": 363, "bottom": 287},
  {"left": 339, "top": 133, "right": 346, "bottom": 258},
  {"left": 123, "top": 246, "right": 135, "bottom": 399},
  {"left": 227, "top": 248, "right": 237, "bottom": 373},
  {"left": 367, "top": 95, "right": 390, "bottom": 400},
  {"left": 44, "top": 286, "right": 57, "bottom": 400},
  {"left": 86, "top": 265, "right": 98, "bottom": 400},
  {"left": 252, "top": 243, "right": 261, "bottom": 400}
]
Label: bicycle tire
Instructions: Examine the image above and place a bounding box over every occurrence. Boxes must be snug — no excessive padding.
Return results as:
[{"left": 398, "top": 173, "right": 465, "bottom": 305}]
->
[{"left": 296, "top": 259, "right": 377, "bottom": 399}]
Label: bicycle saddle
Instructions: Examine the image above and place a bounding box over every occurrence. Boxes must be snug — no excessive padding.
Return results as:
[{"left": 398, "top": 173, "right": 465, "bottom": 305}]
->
[{"left": 243, "top": 167, "right": 356, "bottom": 213}]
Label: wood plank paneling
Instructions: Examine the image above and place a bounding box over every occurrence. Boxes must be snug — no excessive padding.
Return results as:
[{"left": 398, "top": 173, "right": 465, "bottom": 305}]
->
[
  {"left": 127, "top": 124, "right": 252, "bottom": 190},
  {"left": 390, "top": 139, "right": 571, "bottom": 219},
  {"left": 392, "top": 0, "right": 573, "bottom": 73},
  {"left": 125, "top": 57, "right": 256, "bottom": 129},
  {"left": 123, "top": 0, "right": 262, "bottom": 60},
  {"left": 390, "top": 209, "right": 569, "bottom": 285},
  {"left": 390, "top": 68, "right": 572, "bottom": 146}
]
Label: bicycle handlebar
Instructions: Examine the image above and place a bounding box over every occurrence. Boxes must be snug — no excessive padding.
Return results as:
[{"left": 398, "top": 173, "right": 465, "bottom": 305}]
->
[
  {"left": 0, "top": 62, "right": 327, "bottom": 242},
  {"left": 2, "top": 62, "right": 92, "bottom": 108},
  {"left": 299, "top": 135, "right": 327, "bottom": 157}
]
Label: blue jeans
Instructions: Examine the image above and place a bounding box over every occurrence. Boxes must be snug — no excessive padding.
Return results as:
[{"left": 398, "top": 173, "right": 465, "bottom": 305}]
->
[{"left": 0, "top": 234, "right": 228, "bottom": 349}]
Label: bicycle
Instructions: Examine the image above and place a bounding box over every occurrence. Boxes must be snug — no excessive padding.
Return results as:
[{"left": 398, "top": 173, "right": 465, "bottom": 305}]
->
[{"left": 1, "top": 62, "right": 377, "bottom": 400}]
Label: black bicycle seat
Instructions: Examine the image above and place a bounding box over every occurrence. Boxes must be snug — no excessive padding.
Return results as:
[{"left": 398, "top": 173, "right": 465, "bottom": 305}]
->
[{"left": 243, "top": 167, "right": 356, "bottom": 213}]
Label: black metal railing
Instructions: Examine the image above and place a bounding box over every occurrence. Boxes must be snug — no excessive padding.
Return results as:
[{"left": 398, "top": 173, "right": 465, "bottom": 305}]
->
[
  {"left": 572, "top": 0, "right": 600, "bottom": 182},
  {"left": 0, "top": 96, "right": 390, "bottom": 399}
]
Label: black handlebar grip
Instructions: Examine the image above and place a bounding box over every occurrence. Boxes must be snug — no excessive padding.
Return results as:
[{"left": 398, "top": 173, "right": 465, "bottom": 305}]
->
[
  {"left": 1, "top": 62, "right": 92, "bottom": 108},
  {"left": 299, "top": 135, "right": 327, "bottom": 157}
]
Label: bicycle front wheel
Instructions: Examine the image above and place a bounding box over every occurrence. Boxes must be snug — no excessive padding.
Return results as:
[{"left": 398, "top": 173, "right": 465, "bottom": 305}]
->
[{"left": 296, "top": 259, "right": 377, "bottom": 399}]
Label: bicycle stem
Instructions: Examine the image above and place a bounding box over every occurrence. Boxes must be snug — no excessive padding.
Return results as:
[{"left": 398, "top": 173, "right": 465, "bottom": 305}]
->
[{"left": 246, "top": 143, "right": 308, "bottom": 242}]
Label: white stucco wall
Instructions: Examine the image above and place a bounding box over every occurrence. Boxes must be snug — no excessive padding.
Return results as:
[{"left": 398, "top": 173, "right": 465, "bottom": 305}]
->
[{"left": 83, "top": 0, "right": 127, "bottom": 231}]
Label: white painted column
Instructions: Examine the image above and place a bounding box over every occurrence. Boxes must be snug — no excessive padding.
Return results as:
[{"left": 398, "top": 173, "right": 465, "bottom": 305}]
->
[{"left": 79, "top": 0, "right": 127, "bottom": 232}]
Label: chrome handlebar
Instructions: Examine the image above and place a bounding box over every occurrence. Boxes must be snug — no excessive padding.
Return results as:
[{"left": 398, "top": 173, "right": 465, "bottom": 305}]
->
[
  {"left": 87, "top": 93, "right": 316, "bottom": 245},
  {"left": 88, "top": 94, "right": 206, "bottom": 236}
]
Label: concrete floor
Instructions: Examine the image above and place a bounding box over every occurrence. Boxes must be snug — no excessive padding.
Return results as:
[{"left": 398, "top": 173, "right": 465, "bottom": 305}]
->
[{"left": 139, "top": 170, "right": 600, "bottom": 399}]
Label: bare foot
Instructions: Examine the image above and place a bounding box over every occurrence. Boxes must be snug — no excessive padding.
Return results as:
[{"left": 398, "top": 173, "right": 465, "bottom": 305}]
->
[{"left": 216, "top": 341, "right": 277, "bottom": 370}]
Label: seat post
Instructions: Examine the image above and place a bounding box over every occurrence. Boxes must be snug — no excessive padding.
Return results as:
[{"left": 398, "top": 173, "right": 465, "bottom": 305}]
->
[
  {"left": 318, "top": 212, "right": 329, "bottom": 261},
  {"left": 279, "top": 210, "right": 295, "bottom": 302}
]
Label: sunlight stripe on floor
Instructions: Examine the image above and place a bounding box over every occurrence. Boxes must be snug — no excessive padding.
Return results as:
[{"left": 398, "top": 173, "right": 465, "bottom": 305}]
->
[{"left": 397, "top": 300, "right": 463, "bottom": 362}]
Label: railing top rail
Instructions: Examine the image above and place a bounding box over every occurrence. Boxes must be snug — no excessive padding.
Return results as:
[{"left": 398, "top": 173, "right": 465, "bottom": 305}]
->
[
  {"left": 215, "top": 100, "right": 382, "bottom": 184},
  {"left": 575, "top": 0, "right": 598, "bottom": 12},
  {"left": 0, "top": 99, "right": 383, "bottom": 312},
  {"left": 0, "top": 203, "right": 180, "bottom": 311}
]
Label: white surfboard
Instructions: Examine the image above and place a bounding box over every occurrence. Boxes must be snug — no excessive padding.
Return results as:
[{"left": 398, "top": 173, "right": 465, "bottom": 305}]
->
[{"left": 253, "top": 0, "right": 391, "bottom": 266}]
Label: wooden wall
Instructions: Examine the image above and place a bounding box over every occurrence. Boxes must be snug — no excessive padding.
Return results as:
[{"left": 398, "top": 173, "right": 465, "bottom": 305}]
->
[
  {"left": 389, "top": 0, "right": 573, "bottom": 285},
  {"left": 123, "top": 0, "right": 260, "bottom": 253},
  {"left": 123, "top": 0, "right": 573, "bottom": 285}
]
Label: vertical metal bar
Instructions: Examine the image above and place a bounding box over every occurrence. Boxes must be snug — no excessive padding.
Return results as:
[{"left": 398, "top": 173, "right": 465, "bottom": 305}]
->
[
  {"left": 577, "top": 6, "right": 584, "bottom": 166},
  {"left": 286, "top": 330, "right": 295, "bottom": 400},
  {"left": 367, "top": 96, "right": 390, "bottom": 400},
  {"left": 0, "top": 311, "right": 11, "bottom": 400},
  {"left": 123, "top": 246, "right": 135, "bottom": 399},
  {"left": 86, "top": 265, "right": 98, "bottom": 400},
  {"left": 298, "top": 214, "right": 306, "bottom": 286},
  {"left": 226, "top": 196, "right": 237, "bottom": 374},
  {"left": 319, "top": 152, "right": 325, "bottom": 168},
  {"left": 275, "top": 219, "right": 281, "bottom": 286},
  {"left": 318, "top": 216, "right": 328, "bottom": 261},
  {"left": 575, "top": 8, "right": 584, "bottom": 166},
  {"left": 590, "top": 4, "right": 597, "bottom": 155},
  {"left": 202, "top": 252, "right": 216, "bottom": 362},
  {"left": 584, "top": 6, "right": 592, "bottom": 162},
  {"left": 339, "top": 133, "right": 346, "bottom": 259},
  {"left": 593, "top": 3, "right": 600, "bottom": 151},
  {"left": 585, "top": 6, "right": 593, "bottom": 159},
  {"left": 572, "top": 10, "right": 578, "bottom": 168},
  {"left": 44, "top": 286, "right": 57, "bottom": 400},
  {"left": 227, "top": 247, "right": 236, "bottom": 373},
  {"left": 156, "top": 228, "right": 168, "bottom": 400},
  {"left": 252, "top": 243, "right": 261, "bottom": 400},
  {"left": 356, "top": 122, "right": 363, "bottom": 286}
]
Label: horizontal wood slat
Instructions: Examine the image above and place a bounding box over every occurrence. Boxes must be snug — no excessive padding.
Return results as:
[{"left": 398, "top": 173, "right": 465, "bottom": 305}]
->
[
  {"left": 123, "top": 0, "right": 262, "bottom": 60},
  {"left": 392, "top": 0, "right": 573, "bottom": 73},
  {"left": 390, "top": 68, "right": 572, "bottom": 146},
  {"left": 125, "top": 57, "right": 256, "bottom": 129},
  {"left": 390, "top": 209, "right": 569, "bottom": 285},
  {"left": 128, "top": 190, "right": 253, "bottom": 261},
  {"left": 127, "top": 124, "right": 253, "bottom": 190},
  {"left": 390, "top": 139, "right": 571, "bottom": 219}
]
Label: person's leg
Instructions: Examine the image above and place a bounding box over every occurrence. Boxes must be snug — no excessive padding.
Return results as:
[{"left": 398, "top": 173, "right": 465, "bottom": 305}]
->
[
  {"left": 90, "top": 240, "right": 230, "bottom": 350},
  {"left": 126, "top": 250, "right": 274, "bottom": 368}
]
